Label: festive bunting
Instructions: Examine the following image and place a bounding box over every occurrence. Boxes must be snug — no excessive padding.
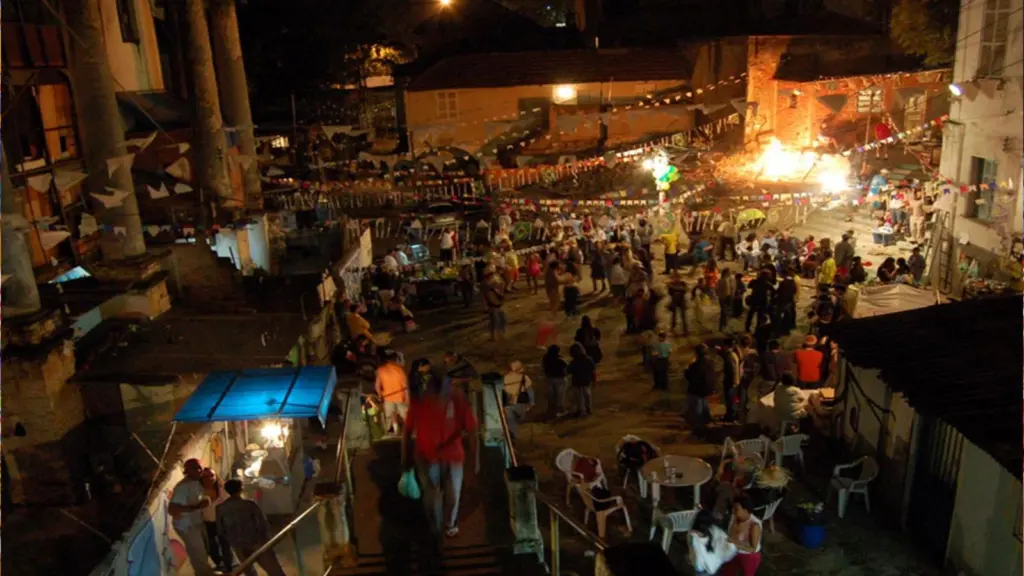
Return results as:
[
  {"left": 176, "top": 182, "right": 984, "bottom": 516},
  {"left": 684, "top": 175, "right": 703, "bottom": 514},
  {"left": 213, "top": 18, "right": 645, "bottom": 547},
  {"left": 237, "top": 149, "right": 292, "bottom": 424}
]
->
[
  {"left": 39, "top": 230, "right": 71, "bottom": 251},
  {"left": 79, "top": 213, "right": 99, "bottom": 236},
  {"left": 266, "top": 166, "right": 285, "bottom": 177},
  {"left": 165, "top": 157, "right": 191, "bottom": 180},
  {"left": 54, "top": 169, "right": 88, "bottom": 192},
  {"left": 106, "top": 153, "right": 135, "bottom": 177},
  {"left": 92, "top": 187, "right": 132, "bottom": 208},
  {"left": 27, "top": 173, "right": 53, "bottom": 192},
  {"left": 126, "top": 132, "right": 158, "bottom": 152},
  {"left": 147, "top": 184, "right": 171, "bottom": 199},
  {"left": 174, "top": 183, "right": 194, "bottom": 194},
  {"left": 841, "top": 114, "right": 948, "bottom": 156}
]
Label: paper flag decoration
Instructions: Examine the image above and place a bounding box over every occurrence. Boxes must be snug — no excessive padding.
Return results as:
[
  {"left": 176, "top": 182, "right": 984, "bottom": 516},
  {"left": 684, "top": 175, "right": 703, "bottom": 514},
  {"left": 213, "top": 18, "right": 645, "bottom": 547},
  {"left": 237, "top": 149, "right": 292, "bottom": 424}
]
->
[
  {"left": 92, "top": 187, "right": 132, "bottom": 208},
  {"left": 27, "top": 173, "right": 53, "bottom": 192},
  {"left": 165, "top": 157, "right": 191, "bottom": 180},
  {"left": 147, "top": 184, "right": 171, "bottom": 199},
  {"left": 174, "top": 183, "right": 193, "bottom": 194},
  {"left": 113, "top": 227, "right": 127, "bottom": 237},
  {"left": 126, "top": 132, "right": 157, "bottom": 152},
  {"left": 1, "top": 275, "right": 11, "bottom": 285},
  {"left": 39, "top": 230, "right": 71, "bottom": 251},
  {"left": 106, "top": 153, "right": 135, "bottom": 177},
  {"left": 166, "top": 142, "right": 190, "bottom": 154},
  {"left": 266, "top": 166, "right": 285, "bottom": 177},
  {"left": 54, "top": 169, "right": 88, "bottom": 191},
  {"left": 79, "top": 214, "right": 99, "bottom": 236}
]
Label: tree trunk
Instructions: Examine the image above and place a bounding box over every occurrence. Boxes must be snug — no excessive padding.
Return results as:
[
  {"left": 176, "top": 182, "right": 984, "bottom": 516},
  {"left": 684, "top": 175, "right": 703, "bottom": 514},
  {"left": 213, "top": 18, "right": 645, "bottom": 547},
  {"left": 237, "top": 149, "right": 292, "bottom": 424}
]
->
[
  {"left": 63, "top": 0, "right": 146, "bottom": 260},
  {"left": 210, "top": 0, "right": 261, "bottom": 207},
  {"left": 1, "top": 146, "right": 42, "bottom": 316},
  {"left": 184, "top": 0, "right": 235, "bottom": 211}
]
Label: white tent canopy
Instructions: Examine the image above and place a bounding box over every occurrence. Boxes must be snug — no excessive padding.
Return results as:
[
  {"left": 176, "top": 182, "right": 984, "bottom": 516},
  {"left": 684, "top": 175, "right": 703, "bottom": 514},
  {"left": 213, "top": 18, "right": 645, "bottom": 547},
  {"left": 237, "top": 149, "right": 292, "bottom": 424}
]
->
[{"left": 847, "top": 283, "right": 945, "bottom": 319}]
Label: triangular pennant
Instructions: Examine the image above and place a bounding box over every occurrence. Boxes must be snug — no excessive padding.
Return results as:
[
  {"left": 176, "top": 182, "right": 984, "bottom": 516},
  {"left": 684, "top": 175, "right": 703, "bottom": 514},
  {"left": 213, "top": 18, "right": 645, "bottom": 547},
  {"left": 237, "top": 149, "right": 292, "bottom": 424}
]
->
[
  {"left": 126, "top": 132, "right": 157, "bottom": 151},
  {"left": 165, "top": 157, "right": 191, "bottom": 180},
  {"left": 54, "top": 169, "right": 88, "bottom": 191},
  {"left": 266, "top": 166, "right": 285, "bottom": 177},
  {"left": 147, "top": 184, "right": 170, "bottom": 199},
  {"left": 730, "top": 97, "right": 748, "bottom": 116},
  {"left": 39, "top": 230, "right": 71, "bottom": 251},
  {"left": 79, "top": 213, "right": 99, "bottom": 236},
  {"left": 27, "top": 173, "right": 53, "bottom": 192},
  {"left": 106, "top": 153, "right": 135, "bottom": 177},
  {"left": 174, "top": 182, "right": 193, "bottom": 194},
  {"left": 92, "top": 187, "right": 132, "bottom": 208},
  {"left": 166, "top": 142, "right": 190, "bottom": 154}
]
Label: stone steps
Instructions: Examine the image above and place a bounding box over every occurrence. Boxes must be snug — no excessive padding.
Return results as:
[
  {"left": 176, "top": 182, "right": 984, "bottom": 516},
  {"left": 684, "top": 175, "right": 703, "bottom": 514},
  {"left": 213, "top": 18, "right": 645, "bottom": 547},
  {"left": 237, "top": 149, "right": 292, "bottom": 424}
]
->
[{"left": 331, "top": 544, "right": 544, "bottom": 576}]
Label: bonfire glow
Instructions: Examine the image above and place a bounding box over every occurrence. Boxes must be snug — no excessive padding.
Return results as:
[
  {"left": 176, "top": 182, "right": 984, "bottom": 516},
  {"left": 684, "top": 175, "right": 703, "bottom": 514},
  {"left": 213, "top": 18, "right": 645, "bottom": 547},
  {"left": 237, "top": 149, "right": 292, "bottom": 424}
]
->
[{"left": 743, "top": 138, "right": 852, "bottom": 194}]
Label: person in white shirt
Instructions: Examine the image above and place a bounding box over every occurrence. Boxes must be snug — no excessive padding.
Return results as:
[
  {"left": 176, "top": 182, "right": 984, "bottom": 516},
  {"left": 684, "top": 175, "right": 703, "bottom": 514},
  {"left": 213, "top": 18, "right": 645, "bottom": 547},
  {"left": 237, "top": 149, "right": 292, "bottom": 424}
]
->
[
  {"left": 200, "top": 468, "right": 232, "bottom": 572},
  {"left": 439, "top": 229, "right": 455, "bottom": 262},
  {"left": 395, "top": 247, "right": 410, "bottom": 267},
  {"left": 169, "top": 459, "right": 215, "bottom": 576},
  {"left": 382, "top": 252, "right": 399, "bottom": 274}
]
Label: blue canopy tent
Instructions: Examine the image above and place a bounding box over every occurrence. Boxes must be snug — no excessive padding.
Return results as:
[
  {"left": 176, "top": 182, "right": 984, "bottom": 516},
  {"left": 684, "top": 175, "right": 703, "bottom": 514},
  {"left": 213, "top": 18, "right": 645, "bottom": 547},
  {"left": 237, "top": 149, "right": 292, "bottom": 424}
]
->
[{"left": 173, "top": 367, "right": 338, "bottom": 426}]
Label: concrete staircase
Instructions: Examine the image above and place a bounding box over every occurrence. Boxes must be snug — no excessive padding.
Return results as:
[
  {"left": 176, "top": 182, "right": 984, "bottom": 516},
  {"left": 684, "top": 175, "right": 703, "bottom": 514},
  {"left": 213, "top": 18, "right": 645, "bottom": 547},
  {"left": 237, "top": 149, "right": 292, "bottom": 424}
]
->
[
  {"left": 331, "top": 544, "right": 546, "bottom": 575},
  {"left": 789, "top": 206, "right": 877, "bottom": 245}
]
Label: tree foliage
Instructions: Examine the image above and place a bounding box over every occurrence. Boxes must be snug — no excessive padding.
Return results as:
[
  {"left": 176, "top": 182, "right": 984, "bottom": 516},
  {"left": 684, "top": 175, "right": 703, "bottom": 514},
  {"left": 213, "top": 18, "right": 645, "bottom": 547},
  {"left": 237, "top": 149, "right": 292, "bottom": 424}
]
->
[{"left": 890, "top": 0, "right": 959, "bottom": 67}]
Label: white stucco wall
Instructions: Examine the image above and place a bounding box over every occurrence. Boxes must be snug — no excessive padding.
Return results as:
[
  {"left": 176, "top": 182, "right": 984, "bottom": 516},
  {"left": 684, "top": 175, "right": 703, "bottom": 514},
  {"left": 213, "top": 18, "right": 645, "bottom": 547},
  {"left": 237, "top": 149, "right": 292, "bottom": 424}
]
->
[
  {"left": 98, "top": 0, "right": 165, "bottom": 93},
  {"left": 946, "top": 440, "right": 1023, "bottom": 576},
  {"left": 841, "top": 365, "right": 917, "bottom": 511},
  {"left": 937, "top": 0, "right": 1024, "bottom": 255}
]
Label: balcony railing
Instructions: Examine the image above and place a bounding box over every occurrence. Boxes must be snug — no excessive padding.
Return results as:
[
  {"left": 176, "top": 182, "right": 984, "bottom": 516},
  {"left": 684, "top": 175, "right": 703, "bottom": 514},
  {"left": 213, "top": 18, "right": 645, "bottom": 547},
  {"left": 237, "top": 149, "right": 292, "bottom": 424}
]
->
[{"left": 1, "top": 23, "right": 66, "bottom": 69}]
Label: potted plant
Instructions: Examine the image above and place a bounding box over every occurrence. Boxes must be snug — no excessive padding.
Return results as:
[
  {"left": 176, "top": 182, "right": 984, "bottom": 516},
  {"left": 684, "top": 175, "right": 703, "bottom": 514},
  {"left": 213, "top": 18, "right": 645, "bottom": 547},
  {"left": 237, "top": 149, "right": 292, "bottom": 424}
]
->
[{"left": 796, "top": 501, "right": 826, "bottom": 549}]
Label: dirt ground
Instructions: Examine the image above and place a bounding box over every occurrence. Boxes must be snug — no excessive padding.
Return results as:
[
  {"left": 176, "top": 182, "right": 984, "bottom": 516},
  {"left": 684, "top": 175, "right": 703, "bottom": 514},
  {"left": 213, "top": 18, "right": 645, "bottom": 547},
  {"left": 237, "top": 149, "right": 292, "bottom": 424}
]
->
[{"left": 385, "top": 215, "right": 943, "bottom": 576}]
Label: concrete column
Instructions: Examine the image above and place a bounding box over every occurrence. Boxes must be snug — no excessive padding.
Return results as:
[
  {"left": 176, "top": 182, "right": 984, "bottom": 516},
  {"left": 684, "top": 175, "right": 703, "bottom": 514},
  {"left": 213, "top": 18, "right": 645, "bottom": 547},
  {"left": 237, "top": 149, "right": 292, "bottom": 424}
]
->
[
  {"left": 210, "top": 0, "right": 261, "bottom": 206},
  {"left": 1, "top": 145, "right": 42, "bottom": 316},
  {"left": 63, "top": 0, "right": 146, "bottom": 260},
  {"left": 184, "top": 0, "right": 235, "bottom": 210}
]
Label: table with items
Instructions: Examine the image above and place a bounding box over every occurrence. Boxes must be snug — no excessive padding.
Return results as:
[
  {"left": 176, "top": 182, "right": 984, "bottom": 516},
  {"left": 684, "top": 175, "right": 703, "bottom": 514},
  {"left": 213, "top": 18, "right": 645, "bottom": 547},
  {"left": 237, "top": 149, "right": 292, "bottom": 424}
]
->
[{"left": 642, "top": 455, "right": 714, "bottom": 508}]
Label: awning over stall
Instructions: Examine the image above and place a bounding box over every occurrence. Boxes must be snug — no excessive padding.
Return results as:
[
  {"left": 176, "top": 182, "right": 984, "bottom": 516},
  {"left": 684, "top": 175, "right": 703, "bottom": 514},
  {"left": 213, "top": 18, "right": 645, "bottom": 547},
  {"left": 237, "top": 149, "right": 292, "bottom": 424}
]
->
[{"left": 173, "top": 367, "right": 338, "bottom": 426}]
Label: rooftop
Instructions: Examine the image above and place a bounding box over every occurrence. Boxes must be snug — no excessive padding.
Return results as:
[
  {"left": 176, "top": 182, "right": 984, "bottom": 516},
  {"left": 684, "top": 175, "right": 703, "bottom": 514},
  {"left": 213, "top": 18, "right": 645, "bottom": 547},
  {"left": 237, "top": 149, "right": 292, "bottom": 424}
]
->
[
  {"left": 773, "top": 54, "right": 937, "bottom": 82},
  {"left": 406, "top": 49, "right": 693, "bottom": 91},
  {"left": 829, "top": 297, "right": 1023, "bottom": 479}
]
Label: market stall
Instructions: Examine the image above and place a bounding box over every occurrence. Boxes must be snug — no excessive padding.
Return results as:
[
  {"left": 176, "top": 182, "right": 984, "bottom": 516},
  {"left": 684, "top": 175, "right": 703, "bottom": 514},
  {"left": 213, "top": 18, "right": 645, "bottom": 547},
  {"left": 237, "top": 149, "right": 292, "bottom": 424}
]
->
[{"left": 173, "top": 366, "right": 338, "bottom": 515}]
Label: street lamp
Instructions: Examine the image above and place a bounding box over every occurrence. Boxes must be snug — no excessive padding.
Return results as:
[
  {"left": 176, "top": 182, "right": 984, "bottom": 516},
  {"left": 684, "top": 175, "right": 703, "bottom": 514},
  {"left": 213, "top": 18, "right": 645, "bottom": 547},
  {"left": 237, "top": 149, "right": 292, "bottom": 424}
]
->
[{"left": 439, "top": 0, "right": 453, "bottom": 6}]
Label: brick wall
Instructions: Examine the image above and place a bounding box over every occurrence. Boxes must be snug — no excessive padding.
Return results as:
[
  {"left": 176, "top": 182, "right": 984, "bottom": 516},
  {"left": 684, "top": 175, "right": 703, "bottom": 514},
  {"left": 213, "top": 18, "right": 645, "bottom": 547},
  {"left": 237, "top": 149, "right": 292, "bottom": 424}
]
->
[{"left": 745, "top": 36, "right": 949, "bottom": 148}]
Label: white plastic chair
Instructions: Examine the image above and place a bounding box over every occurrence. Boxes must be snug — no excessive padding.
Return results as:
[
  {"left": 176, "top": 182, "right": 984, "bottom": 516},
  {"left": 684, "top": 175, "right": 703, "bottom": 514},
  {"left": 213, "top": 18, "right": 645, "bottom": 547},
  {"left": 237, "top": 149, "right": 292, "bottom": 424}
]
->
[
  {"left": 721, "top": 436, "right": 771, "bottom": 463},
  {"left": 649, "top": 507, "right": 701, "bottom": 553},
  {"left": 770, "top": 434, "right": 809, "bottom": 471},
  {"left": 757, "top": 498, "right": 783, "bottom": 534},
  {"left": 555, "top": 448, "right": 608, "bottom": 506},
  {"left": 828, "top": 456, "right": 879, "bottom": 518},
  {"left": 616, "top": 435, "right": 656, "bottom": 498},
  {"left": 580, "top": 487, "right": 633, "bottom": 539}
]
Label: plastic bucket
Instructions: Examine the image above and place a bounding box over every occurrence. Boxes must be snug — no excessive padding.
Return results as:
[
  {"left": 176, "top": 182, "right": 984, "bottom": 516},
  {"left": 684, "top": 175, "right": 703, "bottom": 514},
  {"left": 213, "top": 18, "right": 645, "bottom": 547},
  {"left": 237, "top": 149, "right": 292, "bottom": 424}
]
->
[{"left": 799, "top": 523, "right": 826, "bottom": 549}]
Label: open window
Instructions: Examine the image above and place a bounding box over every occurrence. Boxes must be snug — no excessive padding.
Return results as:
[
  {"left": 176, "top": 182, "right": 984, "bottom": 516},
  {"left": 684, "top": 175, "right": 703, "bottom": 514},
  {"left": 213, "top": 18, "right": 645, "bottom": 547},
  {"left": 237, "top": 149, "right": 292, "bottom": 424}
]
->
[{"left": 115, "top": 0, "right": 140, "bottom": 44}]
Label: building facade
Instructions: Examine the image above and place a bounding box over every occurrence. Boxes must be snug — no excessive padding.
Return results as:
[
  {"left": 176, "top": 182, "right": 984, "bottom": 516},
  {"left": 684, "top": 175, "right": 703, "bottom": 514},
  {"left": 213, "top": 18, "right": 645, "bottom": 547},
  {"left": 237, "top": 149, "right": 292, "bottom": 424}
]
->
[
  {"left": 937, "top": 0, "right": 1024, "bottom": 261},
  {"left": 745, "top": 35, "right": 951, "bottom": 148},
  {"left": 403, "top": 49, "right": 706, "bottom": 164}
]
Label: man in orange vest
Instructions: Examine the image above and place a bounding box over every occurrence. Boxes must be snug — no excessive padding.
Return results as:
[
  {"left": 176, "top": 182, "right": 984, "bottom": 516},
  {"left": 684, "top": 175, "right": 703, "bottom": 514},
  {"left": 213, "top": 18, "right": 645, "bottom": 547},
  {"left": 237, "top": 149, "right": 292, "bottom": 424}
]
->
[{"left": 793, "top": 335, "right": 824, "bottom": 389}]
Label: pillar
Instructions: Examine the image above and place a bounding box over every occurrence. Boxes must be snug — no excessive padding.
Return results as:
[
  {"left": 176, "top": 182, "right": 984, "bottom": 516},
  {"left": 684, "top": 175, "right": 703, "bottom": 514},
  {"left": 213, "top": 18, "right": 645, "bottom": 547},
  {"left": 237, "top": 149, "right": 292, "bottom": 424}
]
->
[
  {"left": 1, "top": 145, "right": 42, "bottom": 316},
  {"left": 184, "top": 0, "right": 235, "bottom": 210},
  {"left": 63, "top": 0, "right": 146, "bottom": 261},
  {"left": 210, "top": 0, "right": 261, "bottom": 206}
]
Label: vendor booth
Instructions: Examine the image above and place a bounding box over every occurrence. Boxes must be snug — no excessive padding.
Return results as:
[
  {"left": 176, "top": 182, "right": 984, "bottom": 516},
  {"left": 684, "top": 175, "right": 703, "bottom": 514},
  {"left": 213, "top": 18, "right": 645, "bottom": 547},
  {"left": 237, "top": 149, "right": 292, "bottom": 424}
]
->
[{"left": 173, "top": 367, "right": 338, "bottom": 515}]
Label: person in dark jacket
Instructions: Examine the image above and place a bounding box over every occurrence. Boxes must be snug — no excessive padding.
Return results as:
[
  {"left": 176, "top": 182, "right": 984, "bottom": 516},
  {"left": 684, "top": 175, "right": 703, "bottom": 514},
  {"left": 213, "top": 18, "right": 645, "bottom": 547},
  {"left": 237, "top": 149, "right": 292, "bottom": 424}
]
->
[
  {"left": 685, "top": 344, "right": 716, "bottom": 437},
  {"left": 745, "top": 270, "right": 775, "bottom": 332},
  {"left": 848, "top": 256, "right": 868, "bottom": 284},
  {"left": 574, "top": 315, "right": 603, "bottom": 364},
  {"left": 542, "top": 345, "right": 568, "bottom": 417},
  {"left": 773, "top": 271, "right": 798, "bottom": 335}
]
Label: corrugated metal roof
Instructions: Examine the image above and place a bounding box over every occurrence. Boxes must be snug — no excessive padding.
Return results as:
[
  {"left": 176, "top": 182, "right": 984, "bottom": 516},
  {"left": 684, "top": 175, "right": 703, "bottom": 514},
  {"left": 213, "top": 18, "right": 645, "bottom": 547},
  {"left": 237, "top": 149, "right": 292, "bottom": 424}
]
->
[
  {"left": 828, "top": 296, "right": 1023, "bottom": 479},
  {"left": 406, "top": 49, "right": 693, "bottom": 92}
]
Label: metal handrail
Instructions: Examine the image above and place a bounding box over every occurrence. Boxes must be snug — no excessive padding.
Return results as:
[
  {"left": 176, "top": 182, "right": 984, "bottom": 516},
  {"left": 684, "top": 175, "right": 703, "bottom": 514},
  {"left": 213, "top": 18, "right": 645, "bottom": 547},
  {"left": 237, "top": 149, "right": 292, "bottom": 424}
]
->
[
  {"left": 228, "top": 499, "right": 325, "bottom": 576},
  {"left": 231, "top": 390, "right": 354, "bottom": 576},
  {"left": 488, "top": 384, "right": 608, "bottom": 568}
]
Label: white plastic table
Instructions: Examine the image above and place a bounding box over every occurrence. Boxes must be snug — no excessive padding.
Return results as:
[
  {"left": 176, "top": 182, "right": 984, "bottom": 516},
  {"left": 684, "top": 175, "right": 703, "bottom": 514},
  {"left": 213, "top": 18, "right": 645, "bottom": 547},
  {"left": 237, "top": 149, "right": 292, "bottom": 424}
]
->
[{"left": 642, "top": 455, "right": 714, "bottom": 508}]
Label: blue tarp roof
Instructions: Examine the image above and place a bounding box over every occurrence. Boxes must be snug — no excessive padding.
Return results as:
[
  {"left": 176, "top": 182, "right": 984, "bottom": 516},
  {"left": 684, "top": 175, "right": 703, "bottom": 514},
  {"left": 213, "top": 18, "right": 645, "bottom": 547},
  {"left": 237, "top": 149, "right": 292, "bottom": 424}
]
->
[{"left": 173, "top": 367, "right": 338, "bottom": 426}]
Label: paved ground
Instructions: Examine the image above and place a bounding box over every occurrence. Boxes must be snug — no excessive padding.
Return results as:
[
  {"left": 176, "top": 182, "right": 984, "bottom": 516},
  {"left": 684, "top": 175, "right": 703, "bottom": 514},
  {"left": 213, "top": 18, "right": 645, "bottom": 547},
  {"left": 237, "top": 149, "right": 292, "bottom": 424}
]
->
[{"left": 382, "top": 218, "right": 944, "bottom": 576}]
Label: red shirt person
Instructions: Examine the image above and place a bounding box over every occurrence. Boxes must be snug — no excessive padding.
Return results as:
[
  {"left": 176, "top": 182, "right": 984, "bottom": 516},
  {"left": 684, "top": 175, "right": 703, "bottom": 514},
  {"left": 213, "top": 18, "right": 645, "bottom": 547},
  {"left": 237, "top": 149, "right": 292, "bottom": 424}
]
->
[{"left": 402, "top": 368, "right": 478, "bottom": 538}]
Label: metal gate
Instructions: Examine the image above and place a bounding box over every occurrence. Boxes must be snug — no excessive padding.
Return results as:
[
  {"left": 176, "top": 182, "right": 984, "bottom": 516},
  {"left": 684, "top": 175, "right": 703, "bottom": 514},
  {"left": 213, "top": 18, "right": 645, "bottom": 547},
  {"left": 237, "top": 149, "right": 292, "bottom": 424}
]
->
[{"left": 908, "top": 415, "right": 964, "bottom": 563}]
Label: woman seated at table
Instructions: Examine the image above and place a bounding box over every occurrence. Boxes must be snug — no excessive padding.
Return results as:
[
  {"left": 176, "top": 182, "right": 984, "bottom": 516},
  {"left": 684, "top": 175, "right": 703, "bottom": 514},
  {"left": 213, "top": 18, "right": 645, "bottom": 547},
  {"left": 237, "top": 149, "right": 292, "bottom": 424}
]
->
[
  {"left": 712, "top": 446, "right": 760, "bottom": 520},
  {"left": 688, "top": 509, "right": 737, "bottom": 575},
  {"left": 720, "top": 494, "right": 764, "bottom": 575}
]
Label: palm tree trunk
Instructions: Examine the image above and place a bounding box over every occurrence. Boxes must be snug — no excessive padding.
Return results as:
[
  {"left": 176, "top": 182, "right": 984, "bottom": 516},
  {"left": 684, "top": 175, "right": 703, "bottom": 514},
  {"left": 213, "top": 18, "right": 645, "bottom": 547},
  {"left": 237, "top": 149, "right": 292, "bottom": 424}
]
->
[
  {"left": 63, "top": 0, "right": 146, "bottom": 260},
  {"left": 210, "top": 0, "right": 261, "bottom": 208}
]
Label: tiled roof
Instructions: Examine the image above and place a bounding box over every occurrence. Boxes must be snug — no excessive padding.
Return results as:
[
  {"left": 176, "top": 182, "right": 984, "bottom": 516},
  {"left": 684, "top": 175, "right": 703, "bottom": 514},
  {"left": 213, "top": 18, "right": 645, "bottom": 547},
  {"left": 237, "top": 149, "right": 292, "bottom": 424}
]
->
[
  {"left": 773, "top": 54, "right": 936, "bottom": 82},
  {"left": 828, "top": 296, "right": 1023, "bottom": 479},
  {"left": 406, "top": 49, "right": 693, "bottom": 91}
]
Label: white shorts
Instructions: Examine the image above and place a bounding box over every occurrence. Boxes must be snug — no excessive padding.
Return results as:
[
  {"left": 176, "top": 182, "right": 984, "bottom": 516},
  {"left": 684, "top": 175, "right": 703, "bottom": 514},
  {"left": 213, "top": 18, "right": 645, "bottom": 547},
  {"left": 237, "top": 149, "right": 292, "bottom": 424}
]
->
[{"left": 384, "top": 401, "right": 408, "bottom": 423}]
